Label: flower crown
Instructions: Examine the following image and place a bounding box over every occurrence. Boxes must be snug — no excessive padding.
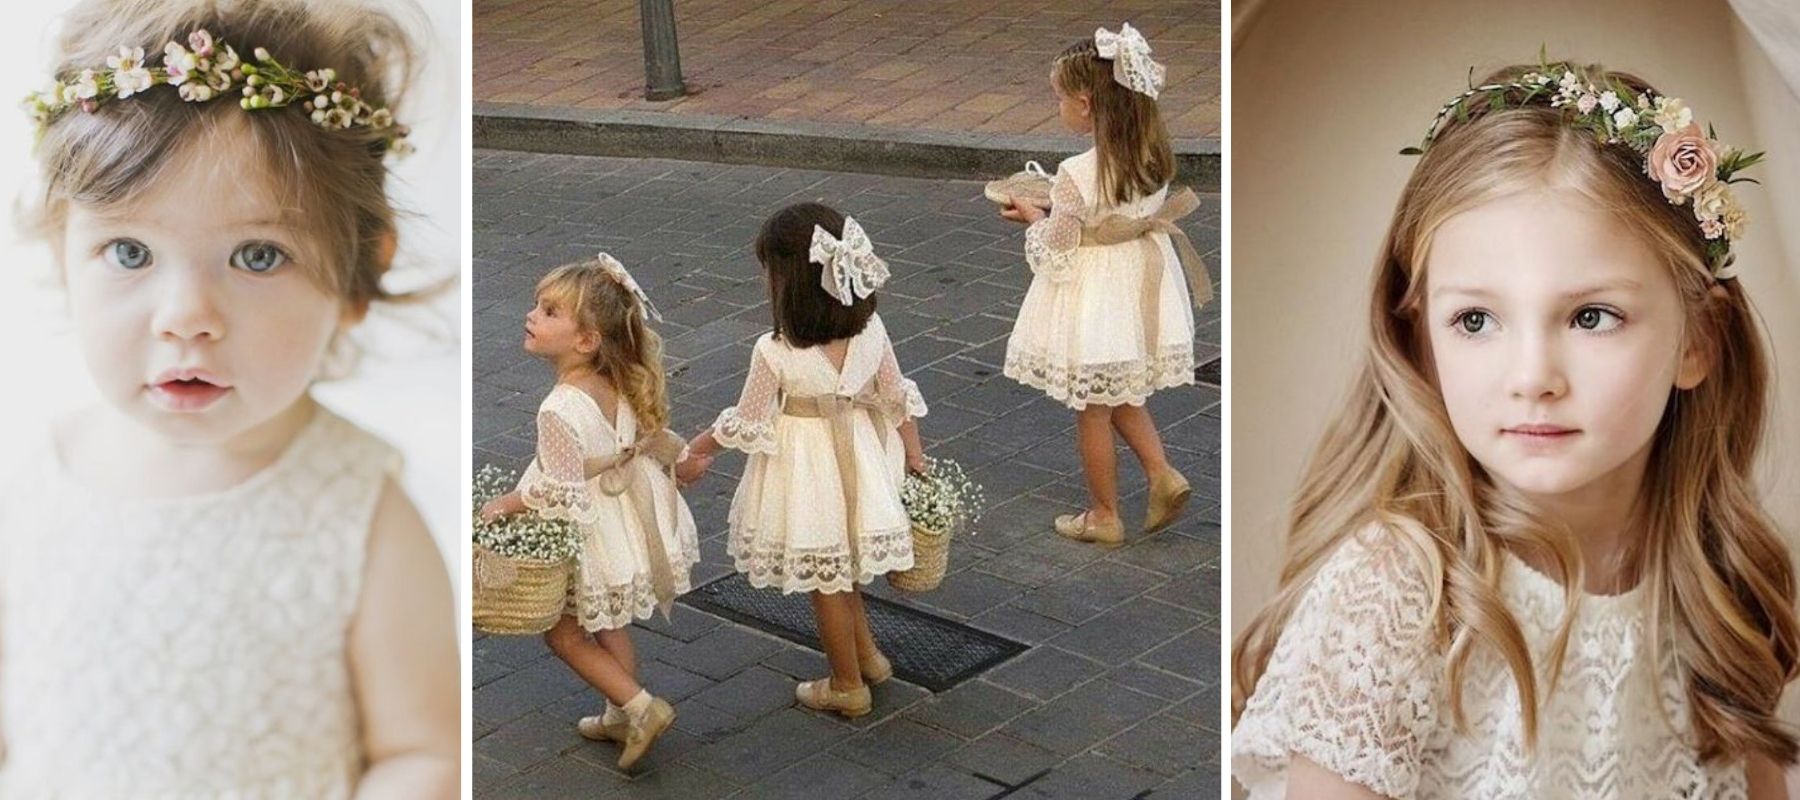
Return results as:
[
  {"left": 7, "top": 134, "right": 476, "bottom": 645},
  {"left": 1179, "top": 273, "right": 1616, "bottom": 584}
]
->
[
  {"left": 22, "top": 29, "right": 410, "bottom": 156},
  {"left": 1402, "top": 57, "right": 1762, "bottom": 280}
]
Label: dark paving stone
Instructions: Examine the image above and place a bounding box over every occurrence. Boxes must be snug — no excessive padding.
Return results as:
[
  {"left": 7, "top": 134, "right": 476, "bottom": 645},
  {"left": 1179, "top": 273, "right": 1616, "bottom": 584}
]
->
[
  {"left": 904, "top": 679, "right": 1039, "bottom": 739},
  {"left": 1094, "top": 715, "right": 1210, "bottom": 777},
  {"left": 833, "top": 718, "right": 966, "bottom": 777},
  {"left": 730, "top": 753, "right": 891, "bottom": 800},
  {"left": 943, "top": 732, "right": 1062, "bottom": 788},
  {"left": 1001, "top": 682, "right": 1167, "bottom": 757},
  {"left": 1011, "top": 752, "right": 1166, "bottom": 799},
  {"left": 677, "top": 708, "right": 849, "bottom": 786},
  {"left": 985, "top": 646, "right": 1107, "bottom": 703}
]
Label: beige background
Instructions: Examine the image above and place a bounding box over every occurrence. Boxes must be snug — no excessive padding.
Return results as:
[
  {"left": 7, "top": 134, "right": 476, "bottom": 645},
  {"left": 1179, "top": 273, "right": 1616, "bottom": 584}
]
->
[{"left": 1229, "top": 0, "right": 1800, "bottom": 773}]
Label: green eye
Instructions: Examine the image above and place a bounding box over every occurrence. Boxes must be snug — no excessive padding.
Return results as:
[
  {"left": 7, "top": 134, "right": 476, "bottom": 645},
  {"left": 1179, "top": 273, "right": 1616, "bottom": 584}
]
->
[
  {"left": 104, "top": 239, "right": 152, "bottom": 270},
  {"left": 230, "top": 242, "right": 288, "bottom": 273}
]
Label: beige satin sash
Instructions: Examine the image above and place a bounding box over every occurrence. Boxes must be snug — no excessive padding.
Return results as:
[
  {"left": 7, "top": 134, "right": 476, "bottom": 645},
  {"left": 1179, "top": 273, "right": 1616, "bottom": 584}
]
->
[
  {"left": 583, "top": 428, "right": 687, "bottom": 618},
  {"left": 781, "top": 393, "right": 885, "bottom": 586},
  {"left": 1079, "top": 187, "right": 1212, "bottom": 358}
]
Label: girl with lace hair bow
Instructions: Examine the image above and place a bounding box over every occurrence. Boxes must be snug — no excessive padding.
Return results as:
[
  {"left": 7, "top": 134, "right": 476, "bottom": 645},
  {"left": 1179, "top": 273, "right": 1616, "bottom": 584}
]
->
[
  {"left": 1232, "top": 59, "right": 1794, "bottom": 799},
  {"left": 678, "top": 202, "right": 929, "bottom": 719},
  {"left": 0, "top": 0, "right": 456, "bottom": 795},
  {"left": 999, "top": 22, "right": 1209, "bottom": 547},
  {"left": 479, "top": 254, "right": 698, "bottom": 770}
]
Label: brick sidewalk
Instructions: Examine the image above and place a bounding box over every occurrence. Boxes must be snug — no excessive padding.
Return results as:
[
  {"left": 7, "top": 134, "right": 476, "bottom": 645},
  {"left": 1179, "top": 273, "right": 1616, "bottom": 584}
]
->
[
  {"left": 474, "top": 0, "right": 1219, "bottom": 140},
  {"left": 473, "top": 151, "right": 1220, "bottom": 798}
]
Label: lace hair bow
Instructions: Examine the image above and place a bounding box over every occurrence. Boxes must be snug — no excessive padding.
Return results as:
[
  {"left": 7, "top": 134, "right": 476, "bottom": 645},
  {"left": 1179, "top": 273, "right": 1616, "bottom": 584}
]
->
[
  {"left": 809, "top": 216, "right": 890, "bottom": 305},
  {"left": 595, "top": 252, "right": 662, "bottom": 322},
  {"left": 1094, "top": 23, "right": 1165, "bottom": 99}
]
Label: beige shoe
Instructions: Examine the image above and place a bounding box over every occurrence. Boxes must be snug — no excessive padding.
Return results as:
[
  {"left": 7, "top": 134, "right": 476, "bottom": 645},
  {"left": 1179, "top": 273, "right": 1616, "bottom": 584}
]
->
[
  {"left": 1144, "top": 470, "right": 1192, "bottom": 533},
  {"left": 576, "top": 713, "right": 627, "bottom": 743},
  {"left": 796, "top": 678, "right": 872, "bottom": 719},
  {"left": 861, "top": 650, "right": 893, "bottom": 685},
  {"left": 616, "top": 697, "right": 675, "bottom": 770},
  {"left": 983, "top": 161, "right": 1054, "bottom": 209},
  {"left": 1054, "top": 512, "right": 1125, "bottom": 547}
]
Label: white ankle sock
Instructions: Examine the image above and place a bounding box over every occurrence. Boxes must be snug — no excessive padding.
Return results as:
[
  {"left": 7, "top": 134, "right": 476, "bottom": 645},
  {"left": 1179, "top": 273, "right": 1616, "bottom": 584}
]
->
[
  {"left": 622, "top": 689, "right": 652, "bottom": 720},
  {"left": 601, "top": 701, "right": 625, "bottom": 725}
]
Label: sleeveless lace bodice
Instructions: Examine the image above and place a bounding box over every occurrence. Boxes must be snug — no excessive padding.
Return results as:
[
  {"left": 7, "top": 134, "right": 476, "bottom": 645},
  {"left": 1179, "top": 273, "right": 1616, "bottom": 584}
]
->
[
  {"left": 0, "top": 405, "right": 398, "bottom": 798},
  {"left": 1233, "top": 527, "right": 1747, "bottom": 800}
]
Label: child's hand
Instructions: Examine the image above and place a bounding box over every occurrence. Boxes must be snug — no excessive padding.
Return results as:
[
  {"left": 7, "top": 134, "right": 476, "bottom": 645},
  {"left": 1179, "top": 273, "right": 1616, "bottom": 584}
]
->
[
  {"left": 906, "top": 451, "right": 929, "bottom": 476},
  {"left": 478, "top": 494, "right": 521, "bottom": 523},
  {"left": 675, "top": 453, "right": 713, "bottom": 488},
  {"left": 1000, "top": 198, "right": 1047, "bottom": 224}
]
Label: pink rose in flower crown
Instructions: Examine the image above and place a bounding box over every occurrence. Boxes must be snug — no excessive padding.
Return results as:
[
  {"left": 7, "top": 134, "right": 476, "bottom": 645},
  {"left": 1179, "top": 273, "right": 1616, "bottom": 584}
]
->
[{"left": 1646, "top": 123, "right": 1718, "bottom": 203}]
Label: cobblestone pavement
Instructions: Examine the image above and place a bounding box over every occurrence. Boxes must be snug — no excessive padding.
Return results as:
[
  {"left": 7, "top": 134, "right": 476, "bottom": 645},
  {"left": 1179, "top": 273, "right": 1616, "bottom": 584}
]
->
[
  {"left": 473, "top": 149, "right": 1220, "bottom": 799},
  {"left": 474, "top": 0, "right": 1219, "bottom": 140}
]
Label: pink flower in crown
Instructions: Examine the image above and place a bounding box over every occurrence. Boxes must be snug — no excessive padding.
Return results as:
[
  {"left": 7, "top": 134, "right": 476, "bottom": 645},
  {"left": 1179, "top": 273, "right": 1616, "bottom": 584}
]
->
[
  {"left": 163, "top": 41, "right": 198, "bottom": 84},
  {"left": 188, "top": 30, "right": 214, "bottom": 58},
  {"left": 1645, "top": 122, "right": 1718, "bottom": 203},
  {"left": 1576, "top": 94, "right": 1598, "bottom": 114}
]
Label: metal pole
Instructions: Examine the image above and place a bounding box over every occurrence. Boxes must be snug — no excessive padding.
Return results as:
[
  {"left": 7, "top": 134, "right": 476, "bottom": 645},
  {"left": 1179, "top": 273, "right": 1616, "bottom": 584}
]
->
[{"left": 639, "top": 0, "right": 686, "bottom": 100}]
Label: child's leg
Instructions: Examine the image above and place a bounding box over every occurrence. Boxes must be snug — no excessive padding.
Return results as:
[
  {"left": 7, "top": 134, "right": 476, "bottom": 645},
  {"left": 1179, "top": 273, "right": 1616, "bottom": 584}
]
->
[
  {"left": 593, "top": 627, "right": 639, "bottom": 680},
  {"left": 845, "top": 588, "right": 881, "bottom": 661},
  {"left": 543, "top": 615, "right": 643, "bottom": 706},
  {"left": 1111, "top": 403, "right": 1173, "bottom": 476},
  {"left": 1076, "top": 404, "right": 1120, "bottom": 520},
  {"left": 809, "top": 590, "right": 865, "bottom": 690}
]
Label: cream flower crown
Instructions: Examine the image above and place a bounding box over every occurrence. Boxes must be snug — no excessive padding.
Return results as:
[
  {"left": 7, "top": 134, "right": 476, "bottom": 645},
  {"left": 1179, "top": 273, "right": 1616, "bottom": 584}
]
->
[
  {"left": 22, "top": 29, "right": 410, "bottom": 156},
  {"left": 1402, "top": 57, "right": 1762, "bottom": 280}
]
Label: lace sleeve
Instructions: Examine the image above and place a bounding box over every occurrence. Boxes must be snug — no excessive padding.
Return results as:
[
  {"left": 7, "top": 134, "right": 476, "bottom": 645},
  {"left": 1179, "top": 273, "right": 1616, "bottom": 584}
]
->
[
  {"left": 872, "top": 334, "right": 927, "bottom": 426},
  {"left": 1231, "top": 529, "right": 1444, "bottom": 800},
  {"left": 712, "top": 339, "right": 780, "bottom": 454},
  {"left": 518, "top": 409, "right": 601, "bottom": 525},
  {"left": 1024, "top": 167, "right": 1085, "bottom": 282}
]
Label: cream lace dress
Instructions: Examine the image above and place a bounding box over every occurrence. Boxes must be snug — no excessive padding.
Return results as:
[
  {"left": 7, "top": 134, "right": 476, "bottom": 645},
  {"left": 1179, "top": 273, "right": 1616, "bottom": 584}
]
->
[
  {"left": 711, "top": 313, "right": 928, "bottom": 594},
  {"left": 1232, "top": 527, "right": 1748, "bottom": 800},
  {"left": 517, "top": 384, "right": 699, "bottom": 631},
  {"left": 0, "top": 405, "right": 397, "bottom": 798},
  {"left": 1003, "top": 147, "right": 1197, "bottom": 409}
]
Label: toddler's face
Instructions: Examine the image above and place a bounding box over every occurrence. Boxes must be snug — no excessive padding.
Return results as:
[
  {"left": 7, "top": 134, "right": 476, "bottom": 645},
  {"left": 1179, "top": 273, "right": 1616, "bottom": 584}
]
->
[
  {"left": 523, "top": 292, "right": 587, "bottom": 361},
  {"left": 1053, "top": 76, "right": 1093, "bottom": 135},
  {"left": 61, "top": 115, "right": 346, "bottom": 445},
  {"left": 1424, "top": 188, "right": 1705, "bottom": 505}
]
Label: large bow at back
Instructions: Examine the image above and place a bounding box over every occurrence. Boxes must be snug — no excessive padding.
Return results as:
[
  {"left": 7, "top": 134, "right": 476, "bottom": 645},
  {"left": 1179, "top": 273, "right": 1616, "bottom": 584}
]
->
[
  {"left": 809, "top": 216, "right": 891, "bottom": 305},
  {"left": 1094, "top": 23, "right": 1166, "bottom": 100},
  {"left": 595, "top": 252, "right": 663, "bottom": 322}
]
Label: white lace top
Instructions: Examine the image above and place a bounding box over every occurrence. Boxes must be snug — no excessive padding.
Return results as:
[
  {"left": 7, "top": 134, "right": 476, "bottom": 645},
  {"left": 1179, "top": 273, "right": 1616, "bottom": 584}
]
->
[
  {"left": 1233, "top": 527, "right": 1748, "bottom": 800},
  {"left": 0, "top": 405, "right": 397, "bottom": 798}
]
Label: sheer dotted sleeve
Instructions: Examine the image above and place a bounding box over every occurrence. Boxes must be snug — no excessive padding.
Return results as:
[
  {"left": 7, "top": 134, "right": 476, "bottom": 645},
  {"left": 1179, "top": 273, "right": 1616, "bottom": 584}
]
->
[
  {"left": 1232, "top": 528, "right": 1444, "bottom": 800},
  {"left": 1023, "top": 166, "right": 1086, "bottom": 282},
  {"left": 518, "top": 409, "right": 600, "bottom": 525},
  {"left": 873, "top": 333, "right": 927, "bottom": 427},
  {"left": 712, "top": 337, "right": 781, "bottom": 454}
]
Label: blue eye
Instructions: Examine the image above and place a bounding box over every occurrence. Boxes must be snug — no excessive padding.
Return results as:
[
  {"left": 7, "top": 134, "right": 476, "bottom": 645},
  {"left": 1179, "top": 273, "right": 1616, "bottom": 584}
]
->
[
  {"left": 103, "top": 239, "right": 152, "bottom": 270},
  {"left": 1572, "top": 306, "right": 1623, "bottom": 332},
  {"left": 230, "top": 242, "right": 288, "bottom": 273}
]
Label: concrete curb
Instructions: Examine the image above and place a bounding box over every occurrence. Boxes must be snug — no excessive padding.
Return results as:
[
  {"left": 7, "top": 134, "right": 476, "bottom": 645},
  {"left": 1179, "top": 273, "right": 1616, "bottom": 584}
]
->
[{"left": 474, "top": 102, "right": 1220, "bottom": 190}]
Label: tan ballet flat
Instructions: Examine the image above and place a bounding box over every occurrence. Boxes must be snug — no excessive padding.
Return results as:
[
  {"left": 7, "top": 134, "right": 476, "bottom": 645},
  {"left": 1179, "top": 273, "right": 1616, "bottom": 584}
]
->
[
  {"left": 576, "top": 713, "right": 627, "bottom": 743},
  {"left": 1054, "top": 512, "right": 1125, "bottom": 547},
  {"left": 861, "top": 650, "right": 893, "bottom": 685},
  {"left": 1144, "top": 469, "right": 1192, "bottom": 533},
  {"left": 796, "top": 678, "right": 872, "bottom": 718},
  {"left": 616, "top": 697, "right": 675, "bottom": 770}
]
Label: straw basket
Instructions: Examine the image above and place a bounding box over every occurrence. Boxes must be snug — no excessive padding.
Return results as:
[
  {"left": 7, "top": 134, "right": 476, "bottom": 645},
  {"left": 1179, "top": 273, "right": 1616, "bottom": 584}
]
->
[
  {"left": 887, "top": 522, "right": 950, "bottom": 592},
  {"left": 472, "top": 546, "right": 571, "bottom": 635}
]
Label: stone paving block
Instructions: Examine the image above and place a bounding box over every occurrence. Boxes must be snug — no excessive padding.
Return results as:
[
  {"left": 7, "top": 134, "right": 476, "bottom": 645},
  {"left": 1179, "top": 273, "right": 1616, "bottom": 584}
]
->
[
  {"left": 943, "top": 732, "right": 1063, "bottom": 788},
  {"left": 1008, "top": 560, "right": 1168, "bottom": 625},
  {"left": 1094, "top": 715, "right": 1209, "bottom": 777},
  {"left": 1140, "top": 623, "right": 1219, "bottom": 685},
  {"left": 661, "top": 625, "right": 787, "bottom": 680},
  {"left": 904, "top": 679, "right": 1038, "bottom": 740},
  {"left": 1010, "top": 752, "right": 1166, "bottom": 799},
  {"left": 689, "top": 665, "right": 801, "bottom": 720},
  {"left": 1001, "top": 681, "right": 1166, "bottom": 757},
  {"left": 833, "top": 717, "right": 966, "bottom": 777},
  {"left": 474, "top": 656, "right": 591, "bottom": 727},
  {"left": 1049, "top": 598, "right": 1205, "bottom": 667},
  {"left": 730, "top": 753, "right": 891, "bottom": 800},
  {"left": 1103, "top": 661, "right": 1207, "bottom": 704},
  {"left": 906, "top": 568, "right": 1032, "bottom": 621},
  {"left": 985, "top": 646, "right": 1107, "bottom": 703},
  {"left": 489, "top": 756, "right": 632, "bottom": 798},
  {"left": 969, "top": 602, "right": 1075, "bottom": 646},
  {"left": 479, "top": 710, "right": 591, "bottom": 773},
  {"left": 677, "top": 708, "right": 850, "bottom": 786},
  {"left": 857, "top": 762, "right": 1004, "bottom": 800},
  {"left": 599, "top": 763, "right": 740, "bottom": 800}
]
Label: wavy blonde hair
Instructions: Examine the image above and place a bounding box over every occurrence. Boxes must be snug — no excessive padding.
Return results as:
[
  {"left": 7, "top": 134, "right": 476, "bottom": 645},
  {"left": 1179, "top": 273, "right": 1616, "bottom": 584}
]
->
[
  {"left": 1231, "top": 63, "right": 1800, "bottom": 764},
  {"left": 1051, "top": 37, "right": 1175, "bottom": 206},
  {"left": 536, "top": 261, "right": 670, "bottom": 434}
]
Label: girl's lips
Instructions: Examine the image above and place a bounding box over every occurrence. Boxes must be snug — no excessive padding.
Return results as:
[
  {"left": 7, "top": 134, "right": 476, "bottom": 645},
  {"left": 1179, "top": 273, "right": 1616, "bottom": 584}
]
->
[
  {"left": 1504, "top": 424, "right": 1580, "bottom": 437},
  {"left": 147, "top": 379, "right": 231, "bottom": 412}
]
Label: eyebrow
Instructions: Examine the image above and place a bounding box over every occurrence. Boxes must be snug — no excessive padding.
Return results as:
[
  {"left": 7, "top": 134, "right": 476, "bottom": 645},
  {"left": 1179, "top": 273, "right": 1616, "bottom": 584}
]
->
[{"left": 1429, "top": 278, "right": 1644, "bottom": 302}]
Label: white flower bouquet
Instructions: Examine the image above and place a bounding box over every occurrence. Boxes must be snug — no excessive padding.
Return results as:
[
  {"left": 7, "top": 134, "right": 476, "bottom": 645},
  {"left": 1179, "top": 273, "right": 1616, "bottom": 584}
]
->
[
  {"left": 890, "top": 458, "right": 987, "bottom": 592},
  {"left": 472, "top": 464, "right": 579, "bottom": 635}
]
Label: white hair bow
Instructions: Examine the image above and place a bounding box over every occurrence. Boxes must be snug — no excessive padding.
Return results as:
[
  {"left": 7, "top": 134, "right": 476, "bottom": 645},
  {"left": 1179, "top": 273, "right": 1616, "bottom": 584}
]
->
[
  {"left": 809, "top": 216, "right": 890, "bottom": 306},
  {"left": 595, "top": 252, "right": 662, "bottom": 322},
  {"left": 1094, "top": 23, "right": 1165, "bottom": 100}
]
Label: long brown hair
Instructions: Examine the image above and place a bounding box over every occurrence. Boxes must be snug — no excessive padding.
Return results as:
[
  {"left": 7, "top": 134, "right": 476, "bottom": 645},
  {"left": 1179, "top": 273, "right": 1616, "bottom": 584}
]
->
[
  {"left": 1232, "top": 62, "right": 1799, "bottom": 764},
  {"left": 536, "top": 261, "right": 670, "bottom": 434},
  {"left": 26, "top": 0, "right": 419, "bottom": 314},
  {"left": 1051, "top": 37, "right": 1175, "bottom": 206}
]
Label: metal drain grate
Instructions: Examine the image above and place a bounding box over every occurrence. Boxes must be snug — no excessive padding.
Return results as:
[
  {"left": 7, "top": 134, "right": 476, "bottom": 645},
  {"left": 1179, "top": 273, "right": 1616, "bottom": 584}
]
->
[
  {"left": 1196, "top": 356, "right": 1221, "bottom": 387},
  {"left": 679, "top": 574, "right": 1028, "bottom": 692}
]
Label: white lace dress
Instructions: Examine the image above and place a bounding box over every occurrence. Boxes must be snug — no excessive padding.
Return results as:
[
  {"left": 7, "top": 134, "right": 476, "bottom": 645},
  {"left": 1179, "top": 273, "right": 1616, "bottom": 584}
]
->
[
  {"left": 0, "top": 405, "right": 398, "bottom": 798},
  {"left": 1232, "top": 527, "right": 1748, "bottom": 800},
  {"left": 517, "top": 384, "right": 700, "bottom": 631},
  {"left": 1003, "top": 147, "right": 1197, "bottom": 409},
  {"left": 711, "top": 313, "right": 927, "bottom": 594}
]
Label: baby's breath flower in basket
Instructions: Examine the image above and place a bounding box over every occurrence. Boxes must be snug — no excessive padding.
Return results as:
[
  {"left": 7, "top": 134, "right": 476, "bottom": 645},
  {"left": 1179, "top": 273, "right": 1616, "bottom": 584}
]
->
[
  {"left": 888, "top": 457, "right": 987, "bottom": 592},
  {"left": 472, "top": 464, "right": 580, "bottom": 635}
]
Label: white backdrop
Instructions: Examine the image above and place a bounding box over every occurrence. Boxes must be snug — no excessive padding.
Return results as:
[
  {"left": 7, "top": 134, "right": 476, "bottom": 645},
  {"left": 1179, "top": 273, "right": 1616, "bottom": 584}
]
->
[{"left": 0, "top": 0, "right": 463, "bottom": 587}]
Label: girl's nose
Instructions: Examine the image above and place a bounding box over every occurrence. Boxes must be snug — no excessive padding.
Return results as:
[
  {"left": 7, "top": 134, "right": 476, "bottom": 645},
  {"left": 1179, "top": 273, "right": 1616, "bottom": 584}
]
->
[
  {"left": 1505, "top": 332, "right": 1567, "bottom": 401},
  {"left": 151, "top": 266, "right": 225, "bottom": 342}
]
